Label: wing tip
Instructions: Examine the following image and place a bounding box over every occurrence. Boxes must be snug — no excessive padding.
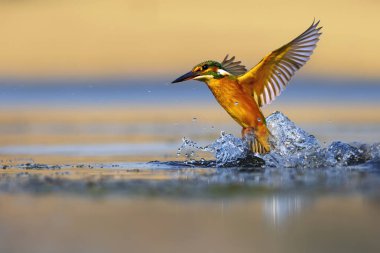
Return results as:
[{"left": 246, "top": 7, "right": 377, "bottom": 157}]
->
[{"left": 311, "top": 19, "right": 322, "bottom": 31}]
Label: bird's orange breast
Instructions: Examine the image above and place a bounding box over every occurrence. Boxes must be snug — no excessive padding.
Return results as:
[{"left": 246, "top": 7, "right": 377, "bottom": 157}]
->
[{"left": 207, "top": 77, "right": 264, "bottom": 128}]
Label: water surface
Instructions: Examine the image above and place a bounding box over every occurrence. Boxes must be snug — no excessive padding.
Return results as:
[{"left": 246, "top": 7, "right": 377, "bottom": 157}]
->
[{"left": 0, "top": 77, "right": 379, "bottom": 253}]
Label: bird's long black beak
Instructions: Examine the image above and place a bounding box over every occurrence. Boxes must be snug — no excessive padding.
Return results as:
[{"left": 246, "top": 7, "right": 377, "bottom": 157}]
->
[{"left": 171, "top": 71, "right": 198, "bottom": 83}]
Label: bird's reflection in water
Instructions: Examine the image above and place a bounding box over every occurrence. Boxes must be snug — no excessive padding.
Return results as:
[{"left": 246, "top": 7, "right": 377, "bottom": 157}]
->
[{"left": 263, "top": 195, "right": 311, "bottom": 226}]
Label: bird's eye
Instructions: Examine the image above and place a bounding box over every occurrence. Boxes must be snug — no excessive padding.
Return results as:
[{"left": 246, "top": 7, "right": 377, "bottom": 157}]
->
[{"left": 202, "top": 65, "right": 208, "bottom": 70}]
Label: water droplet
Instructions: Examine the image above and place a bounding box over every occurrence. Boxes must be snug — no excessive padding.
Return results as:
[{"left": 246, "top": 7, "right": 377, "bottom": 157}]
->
[
  {"left": 234, "top": 102, "right": 239, "bottom": 106},
  {"left": 192, "top": 117, "right": 197, "bottom": 122},
  {"left": 211, "top": 125, "right": 214, "bottom": 129},
  {"left": 147, "top": 90, "right": 152, "bottom": 93},
  {"left": 257, "top": 117, "right": 261, "bottom": 122},
  {"left": 176, "top": 148, "right": 181, "bottom": 157}
]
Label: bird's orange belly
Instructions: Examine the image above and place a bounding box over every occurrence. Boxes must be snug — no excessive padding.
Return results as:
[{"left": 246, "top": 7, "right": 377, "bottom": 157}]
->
[
  {"left": 221, "top": 96, "right": 261, "bottom": 128},
  {"left": 208, "top": 83, "right": 262, "bottom": 128}
]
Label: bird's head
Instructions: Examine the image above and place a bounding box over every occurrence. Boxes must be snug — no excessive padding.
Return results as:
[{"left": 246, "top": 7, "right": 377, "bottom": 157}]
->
[
  {"left": 171, "top": 60, "right": 227, "bottom": 84},
  {"left": 171, "top": 55, "right": 247, "bottom": 84}
]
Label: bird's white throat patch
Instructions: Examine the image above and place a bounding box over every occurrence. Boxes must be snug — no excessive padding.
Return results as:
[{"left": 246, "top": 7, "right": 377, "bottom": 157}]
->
[{"left": 217, "top": 69, "right": 232, "bottom": 76}]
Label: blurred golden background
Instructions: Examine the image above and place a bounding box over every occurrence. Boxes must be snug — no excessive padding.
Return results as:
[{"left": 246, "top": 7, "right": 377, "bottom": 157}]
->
[
  {"left": 0, "top": 0, "right": 379, "bottom": 164},
  {"left": 0, "top": 0, "right": 379, "bottom": 79}
]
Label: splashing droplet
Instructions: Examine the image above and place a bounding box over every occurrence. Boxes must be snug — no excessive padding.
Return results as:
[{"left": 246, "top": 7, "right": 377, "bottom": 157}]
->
[{"left": 176, "top": 148, "right": 181, "bottom": 157}]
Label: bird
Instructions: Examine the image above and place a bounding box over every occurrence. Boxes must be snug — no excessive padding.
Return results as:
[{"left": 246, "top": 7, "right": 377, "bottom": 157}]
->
[{"left": 172, "top": 20, "right": 322, "bottom": 154}]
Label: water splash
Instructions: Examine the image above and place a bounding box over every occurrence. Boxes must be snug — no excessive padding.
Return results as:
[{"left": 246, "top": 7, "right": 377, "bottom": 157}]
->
[
  {"left": 177, "top": 132, "right": 264, "bottom": 168},
  {"left": 263, "top": 112, "right": 378, "bottom": 168},
  {"left": 263, "top": 112, "right": 326, "bottom": 168},
  {"left": 177, "top": 112, "right": 380, "bottom": 169}
]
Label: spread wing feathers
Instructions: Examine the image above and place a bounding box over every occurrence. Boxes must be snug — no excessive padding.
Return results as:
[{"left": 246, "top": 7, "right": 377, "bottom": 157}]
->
[
  {"left": 221, "top": 55, "right": 248, "bottom": 76},
  {"left": 238, "top": 20, "right": 322, "bottom": 107}
]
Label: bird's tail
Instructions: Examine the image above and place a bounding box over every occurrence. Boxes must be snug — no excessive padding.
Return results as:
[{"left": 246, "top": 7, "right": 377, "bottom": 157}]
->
[{"left": 252, "top": 124, "right": 272, "bottom": 154}]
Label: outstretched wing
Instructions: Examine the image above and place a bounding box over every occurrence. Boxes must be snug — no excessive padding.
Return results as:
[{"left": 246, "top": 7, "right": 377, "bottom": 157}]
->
[{"left": 238, "top": 20, "right": 322, "bottom": 107}]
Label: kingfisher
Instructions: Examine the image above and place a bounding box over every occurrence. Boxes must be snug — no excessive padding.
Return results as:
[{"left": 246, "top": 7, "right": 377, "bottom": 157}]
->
[{"left": 172, "top": 20, "right": 322, "bottom": 154}]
